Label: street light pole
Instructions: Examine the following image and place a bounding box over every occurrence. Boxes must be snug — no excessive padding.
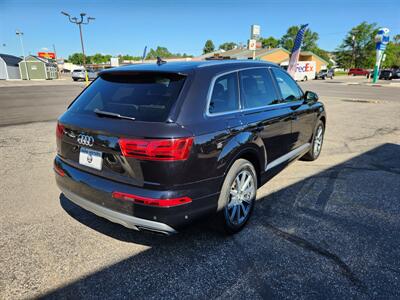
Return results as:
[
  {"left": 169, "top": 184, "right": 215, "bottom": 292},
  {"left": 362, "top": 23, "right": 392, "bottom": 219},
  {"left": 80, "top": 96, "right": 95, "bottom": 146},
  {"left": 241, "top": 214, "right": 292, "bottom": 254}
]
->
[
  {"left": 78, "top": 23, "right": 87, "bottom": 76},
  {"left": 16, "top": 30, "right": 29, "bottom": 80},
  {"left": 61, "top": 11, "right": 95, "bottom": 85}
]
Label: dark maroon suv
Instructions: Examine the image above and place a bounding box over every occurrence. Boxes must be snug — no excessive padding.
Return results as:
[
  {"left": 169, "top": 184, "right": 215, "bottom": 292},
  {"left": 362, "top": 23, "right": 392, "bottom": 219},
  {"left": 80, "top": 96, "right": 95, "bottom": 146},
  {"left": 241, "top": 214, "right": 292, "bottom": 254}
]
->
[{"left": 55, "top": 60, "right": 326, "bottom": 235}]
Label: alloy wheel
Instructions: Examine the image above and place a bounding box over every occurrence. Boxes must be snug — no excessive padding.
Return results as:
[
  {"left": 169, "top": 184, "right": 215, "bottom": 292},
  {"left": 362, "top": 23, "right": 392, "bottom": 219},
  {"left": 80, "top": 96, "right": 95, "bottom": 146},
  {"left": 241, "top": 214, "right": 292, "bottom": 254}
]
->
[
  {"left": 226, "top": 170, "right": 255, "bottom": 226},
  {"left": 313, "top": 125, "right": 324, "bottom": 156}
]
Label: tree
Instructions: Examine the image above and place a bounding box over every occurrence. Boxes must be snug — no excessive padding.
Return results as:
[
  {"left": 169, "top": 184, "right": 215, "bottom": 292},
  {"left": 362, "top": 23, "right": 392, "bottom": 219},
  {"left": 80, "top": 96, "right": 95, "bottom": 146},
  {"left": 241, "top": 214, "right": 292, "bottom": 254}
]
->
[
  {"left": 145, "top": 46, "right": 190, "bottom": 60},
  {"left": 280, "top": 26, "right": 319, "bottom": 51},
  {"left": 146, "top": 46, "right": 174, "bottom": 59},
  {"left": 68, "top": 53, "right": 85, "bottom": 65},
  {"left": 260, "top": 36, "right": 279, "bottom": 49},
  {"left": 203, "top": 40, "right": 215, "bottom": 54},
  {"left": 91, "top": 53, "right": 112, "bottom": 64},
  {"left": 219, "top": 42, "right": 237, "bottom": 51},
  {"left": 393, "top": 34, "right": 400, "bottom": 44},
  {"left": 335, "top": 22, "right": 378, "bottom": 69},
  {"left": 382, "top": 41, "right": 400, "bottom": 68},
  {"left": 119, "top": 54, "right": 142, "bottom": 61}
]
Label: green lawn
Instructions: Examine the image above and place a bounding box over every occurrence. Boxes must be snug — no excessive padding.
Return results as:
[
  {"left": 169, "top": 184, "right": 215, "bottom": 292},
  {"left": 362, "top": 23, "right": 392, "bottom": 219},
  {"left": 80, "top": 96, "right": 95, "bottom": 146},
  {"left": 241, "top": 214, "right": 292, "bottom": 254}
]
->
[{"left": 334, "top": 71, "right": 348, "bottom": 76}]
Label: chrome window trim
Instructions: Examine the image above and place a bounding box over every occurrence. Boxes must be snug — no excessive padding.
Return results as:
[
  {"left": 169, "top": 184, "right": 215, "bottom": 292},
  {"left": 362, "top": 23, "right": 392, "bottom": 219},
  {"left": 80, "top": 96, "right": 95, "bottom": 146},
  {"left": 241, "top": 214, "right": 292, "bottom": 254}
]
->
[
  {"left": 240, "top": 100, "right": 304, "bottom": 115},
  {"left": 205, "top": 66, "right": 280, "bottom": 118}
]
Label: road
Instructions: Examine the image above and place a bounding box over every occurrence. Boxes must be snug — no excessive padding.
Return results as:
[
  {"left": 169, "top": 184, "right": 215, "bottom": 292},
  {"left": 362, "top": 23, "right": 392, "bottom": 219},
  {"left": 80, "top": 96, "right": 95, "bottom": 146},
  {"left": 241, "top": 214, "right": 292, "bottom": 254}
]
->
[
  {"left": 302, "top": 79, "right": 400, "bottom": 103},
  {"left": 0, "top": 78, "right": 399, "bottom": 127},
  {"left": 0, "top": 79, "right": 399, "bottom": 299},
  {"left": 0, "top": 84, "right": 84, "bottom": 127}
]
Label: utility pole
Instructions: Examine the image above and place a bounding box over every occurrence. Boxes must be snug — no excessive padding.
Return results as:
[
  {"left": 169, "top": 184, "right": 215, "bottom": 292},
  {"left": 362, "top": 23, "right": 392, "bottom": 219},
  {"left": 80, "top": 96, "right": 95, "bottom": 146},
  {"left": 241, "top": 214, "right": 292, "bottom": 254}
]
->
[
  {"left": 351, "top": 30, "right": 358, "bottom": 68},
  {"left": 16, "top": 30, "right": 29, "bottom": 80},
  {"left": 53, "top": 44, "right": 61, "bottom": 79},
  {"left": 352, "top": 35, "right": 356, "bottom": 68},
  {"left": 61, "top": 11, "right": 95, "bottom": 85}
]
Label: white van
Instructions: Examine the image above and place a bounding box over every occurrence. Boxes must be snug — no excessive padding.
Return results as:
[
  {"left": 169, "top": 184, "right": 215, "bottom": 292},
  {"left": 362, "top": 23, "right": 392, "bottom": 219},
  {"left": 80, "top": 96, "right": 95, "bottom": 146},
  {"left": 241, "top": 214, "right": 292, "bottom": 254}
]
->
[
  {"left": 294, "top": 61, "right": 316, "bottom": 81},
  {"left": 281, "top": 61, "right": 316, "bottom": 81}
]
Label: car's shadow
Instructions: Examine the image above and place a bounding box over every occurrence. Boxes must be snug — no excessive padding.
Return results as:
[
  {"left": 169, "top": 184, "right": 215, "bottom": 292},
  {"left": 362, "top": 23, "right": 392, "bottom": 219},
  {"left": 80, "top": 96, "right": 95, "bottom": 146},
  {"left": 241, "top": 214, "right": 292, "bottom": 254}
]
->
[{"left": 43, "top": 143, "right": 400, "bottom": 299}]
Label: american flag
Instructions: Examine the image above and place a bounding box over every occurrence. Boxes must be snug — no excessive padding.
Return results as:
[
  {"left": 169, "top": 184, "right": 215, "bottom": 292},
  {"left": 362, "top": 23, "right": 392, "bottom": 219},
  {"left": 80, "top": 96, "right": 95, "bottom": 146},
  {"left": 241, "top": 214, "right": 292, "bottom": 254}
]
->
[{"left": 287, "top": 24, "right": 308, "bottom": 78}]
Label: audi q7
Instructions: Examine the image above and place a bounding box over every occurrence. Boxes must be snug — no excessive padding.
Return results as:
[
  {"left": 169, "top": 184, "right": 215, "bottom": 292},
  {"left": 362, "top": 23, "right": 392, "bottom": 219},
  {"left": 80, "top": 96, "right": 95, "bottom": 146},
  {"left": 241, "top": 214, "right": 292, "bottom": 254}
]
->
[{"left": 55, "top": 60, "right": 326, "bottom": 234}]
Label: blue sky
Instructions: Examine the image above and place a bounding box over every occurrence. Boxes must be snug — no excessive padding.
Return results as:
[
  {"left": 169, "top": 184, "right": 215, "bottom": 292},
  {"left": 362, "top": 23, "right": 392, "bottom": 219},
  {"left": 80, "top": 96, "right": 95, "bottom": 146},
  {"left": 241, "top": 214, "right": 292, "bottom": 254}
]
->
[{"left": 1, "top": 0, "right": 399, "bottom": 58}]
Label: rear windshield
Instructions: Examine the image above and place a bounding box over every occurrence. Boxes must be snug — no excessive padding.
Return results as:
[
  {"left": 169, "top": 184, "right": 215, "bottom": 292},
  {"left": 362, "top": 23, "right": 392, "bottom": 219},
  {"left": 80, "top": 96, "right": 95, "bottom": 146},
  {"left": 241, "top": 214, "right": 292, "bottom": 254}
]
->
[{"left": 68, "top": 72, "right": 186, "bottom": 122}]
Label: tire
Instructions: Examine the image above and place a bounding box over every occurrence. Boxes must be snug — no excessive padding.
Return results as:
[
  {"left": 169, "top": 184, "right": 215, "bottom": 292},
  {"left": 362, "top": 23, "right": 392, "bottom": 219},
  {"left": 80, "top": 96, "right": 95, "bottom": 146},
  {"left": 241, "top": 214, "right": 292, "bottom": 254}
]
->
[
  {"left": 215, "top": 159, "right": 257, "bottom": 234},
  {"left": 73, "top": 78, "right": 78, "bottom": 81},
  {"left": 302, "top": 120, "right": 325, "bottom": 161}
]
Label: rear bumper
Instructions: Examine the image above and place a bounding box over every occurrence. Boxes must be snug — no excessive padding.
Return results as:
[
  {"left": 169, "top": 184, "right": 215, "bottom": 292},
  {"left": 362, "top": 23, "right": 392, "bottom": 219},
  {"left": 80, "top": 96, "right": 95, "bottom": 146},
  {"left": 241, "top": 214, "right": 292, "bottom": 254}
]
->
[
  {"left": 54, "top": 156, "right": 221, "bottom": 233},
  {"left": 60, "top": 187, "right": 177, "bottom": 235}
]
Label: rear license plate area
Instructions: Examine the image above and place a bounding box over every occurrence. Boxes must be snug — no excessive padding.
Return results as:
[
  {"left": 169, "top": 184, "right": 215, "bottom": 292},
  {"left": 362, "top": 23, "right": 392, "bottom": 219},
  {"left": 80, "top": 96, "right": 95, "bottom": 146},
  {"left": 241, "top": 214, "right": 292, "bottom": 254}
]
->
[{"left": 79, "top": 147, "right": 103, "bottom": 170}]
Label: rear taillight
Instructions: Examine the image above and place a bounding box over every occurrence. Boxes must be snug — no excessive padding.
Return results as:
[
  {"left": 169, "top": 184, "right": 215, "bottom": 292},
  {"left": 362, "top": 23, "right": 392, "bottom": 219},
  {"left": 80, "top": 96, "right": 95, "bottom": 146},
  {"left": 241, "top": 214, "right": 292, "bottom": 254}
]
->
[
  {"left": 112, "top": 192, "right": 192, "bottom": 208},
  {"left": 54, "top": 164, "right": 65, "bottom": 177},
  {"left": 56, "top": 123, "right": 64, "bottom": 154},
  {"left": 119, "top": 137, "right": 193, "bottom": 161},
  {"left": 56, "top": 122, "right": 64, "bottom": 139}
]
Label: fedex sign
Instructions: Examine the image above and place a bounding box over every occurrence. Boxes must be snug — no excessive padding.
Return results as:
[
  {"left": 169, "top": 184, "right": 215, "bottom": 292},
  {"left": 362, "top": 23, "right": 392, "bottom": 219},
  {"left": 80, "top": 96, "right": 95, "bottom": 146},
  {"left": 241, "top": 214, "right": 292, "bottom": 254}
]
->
[
  {"left": 296, "top": 62, "right": 314, "bottom": 73},
  {"left": 291, "top": 61, "right": 316, "bottom": 81}
]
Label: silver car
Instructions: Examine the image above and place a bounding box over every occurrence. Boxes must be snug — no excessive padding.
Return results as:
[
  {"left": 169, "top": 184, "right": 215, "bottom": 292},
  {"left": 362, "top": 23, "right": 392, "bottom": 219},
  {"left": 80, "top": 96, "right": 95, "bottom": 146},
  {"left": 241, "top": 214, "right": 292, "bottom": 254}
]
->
[{"left": 71, "top": 69, "right": 98, "bottom": 81}]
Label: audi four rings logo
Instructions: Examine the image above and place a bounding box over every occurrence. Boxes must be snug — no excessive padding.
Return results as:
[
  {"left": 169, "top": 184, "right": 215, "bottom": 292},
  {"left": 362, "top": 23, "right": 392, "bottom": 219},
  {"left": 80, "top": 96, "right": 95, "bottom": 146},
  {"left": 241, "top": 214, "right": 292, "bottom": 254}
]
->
[{"left": 77, "top": 134, "right": 94, "bottom": 147}]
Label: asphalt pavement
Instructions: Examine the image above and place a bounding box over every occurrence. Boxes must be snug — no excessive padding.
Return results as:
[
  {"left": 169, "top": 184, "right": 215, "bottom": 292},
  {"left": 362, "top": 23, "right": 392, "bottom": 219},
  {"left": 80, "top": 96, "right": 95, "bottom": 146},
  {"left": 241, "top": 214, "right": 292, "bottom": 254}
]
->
[
  {"left": 0, "top": 84, "right": 84, "bottom": 127},
  {"left": 0, "top": 77, "right": 399, "bottom": 299}
]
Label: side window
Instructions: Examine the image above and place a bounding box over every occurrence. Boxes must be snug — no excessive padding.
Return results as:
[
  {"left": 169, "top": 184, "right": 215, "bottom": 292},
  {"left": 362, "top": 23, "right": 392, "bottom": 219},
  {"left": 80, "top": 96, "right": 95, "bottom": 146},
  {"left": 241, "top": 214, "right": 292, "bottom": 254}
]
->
[
  {"left": 272, "top": 68, "right": 303, "bottom": 102},
  {"left": 208, "top": 72, "right": 239, "bottom": 114},
  {"left": 239, "top": 68, "right": 278, "bottom": 109}
]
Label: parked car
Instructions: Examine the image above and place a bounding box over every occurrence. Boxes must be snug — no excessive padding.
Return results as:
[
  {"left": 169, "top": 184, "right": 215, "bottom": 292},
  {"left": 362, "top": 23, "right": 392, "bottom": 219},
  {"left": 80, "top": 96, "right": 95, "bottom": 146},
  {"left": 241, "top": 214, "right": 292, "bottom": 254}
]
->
[
  {"left": 315, "top": 69, "right": 334, "bottom": 80},
  {"left": 348, "top": 68, "right": 369, "bottom": 76},
  {"left": 379, "top": 69, "right": 393, "bottom": 80},
  {"left": 379, "top": 68, "right": 400, "bottom": 80},
  {"left": 71, "top": 69, "right": 98, "bottom": 81},
  {"left": 392, "top": 68, "right": 400, "bottom": 79},
  {"left": 54, "top": 61, "right": 326, "bottom": 235}
]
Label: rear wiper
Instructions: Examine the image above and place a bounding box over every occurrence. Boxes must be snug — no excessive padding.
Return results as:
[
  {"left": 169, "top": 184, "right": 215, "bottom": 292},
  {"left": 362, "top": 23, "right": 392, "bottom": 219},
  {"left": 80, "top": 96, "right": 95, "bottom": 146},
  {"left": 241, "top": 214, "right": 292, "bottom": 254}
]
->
[{"left": 94, "top": 109, "right": 136, "bottom": 121}]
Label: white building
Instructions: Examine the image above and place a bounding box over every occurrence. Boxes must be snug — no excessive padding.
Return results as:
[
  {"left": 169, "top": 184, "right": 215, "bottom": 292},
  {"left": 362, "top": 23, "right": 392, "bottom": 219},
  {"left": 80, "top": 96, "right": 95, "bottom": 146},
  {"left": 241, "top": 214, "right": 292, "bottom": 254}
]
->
[{"left": 0, "top": 54, "right": 22, "bottom": 80}]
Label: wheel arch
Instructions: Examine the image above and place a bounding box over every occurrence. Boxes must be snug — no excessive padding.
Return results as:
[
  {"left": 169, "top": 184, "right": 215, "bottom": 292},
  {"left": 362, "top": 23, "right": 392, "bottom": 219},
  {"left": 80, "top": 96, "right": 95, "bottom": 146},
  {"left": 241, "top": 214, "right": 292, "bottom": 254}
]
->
[
  {"left": 319, "top": 115, "right": 326, "bottom": 127},
  {"left": 220, "top": 139, "right": 266, "bottom": 188}
]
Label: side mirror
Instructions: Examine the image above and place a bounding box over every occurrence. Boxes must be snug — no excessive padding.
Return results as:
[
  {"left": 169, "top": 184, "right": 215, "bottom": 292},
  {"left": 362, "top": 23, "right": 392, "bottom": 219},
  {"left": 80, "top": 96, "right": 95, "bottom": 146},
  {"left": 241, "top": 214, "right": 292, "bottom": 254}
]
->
[{"left": 304, "top": 91, "right": 319, "bottom": 103}]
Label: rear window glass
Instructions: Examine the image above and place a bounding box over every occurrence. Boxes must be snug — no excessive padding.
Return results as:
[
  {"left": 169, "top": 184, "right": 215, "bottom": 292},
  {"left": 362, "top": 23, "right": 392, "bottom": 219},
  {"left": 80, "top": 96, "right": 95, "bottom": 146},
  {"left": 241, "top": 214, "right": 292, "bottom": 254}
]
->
[{"left": 68, "top": 72, "right": 186, "bottom": 122}]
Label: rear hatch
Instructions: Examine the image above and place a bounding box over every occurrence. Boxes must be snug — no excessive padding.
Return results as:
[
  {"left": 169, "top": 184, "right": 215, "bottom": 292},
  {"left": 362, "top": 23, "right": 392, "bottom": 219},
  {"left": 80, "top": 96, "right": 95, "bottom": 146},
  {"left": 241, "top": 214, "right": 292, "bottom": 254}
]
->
[{"left": 57, "top": 71, "right": 194, "bottom": 189}]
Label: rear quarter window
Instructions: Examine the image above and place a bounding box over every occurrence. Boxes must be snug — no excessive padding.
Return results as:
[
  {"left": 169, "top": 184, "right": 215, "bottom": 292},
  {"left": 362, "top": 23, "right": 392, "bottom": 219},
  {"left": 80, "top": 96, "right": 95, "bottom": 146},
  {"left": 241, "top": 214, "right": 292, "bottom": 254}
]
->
[
  {"left": 208, "top": 72, "right": 239, "bottom": 114},
  {"left": 68, "top": 72, "right": 186, "bottom": 122}
]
